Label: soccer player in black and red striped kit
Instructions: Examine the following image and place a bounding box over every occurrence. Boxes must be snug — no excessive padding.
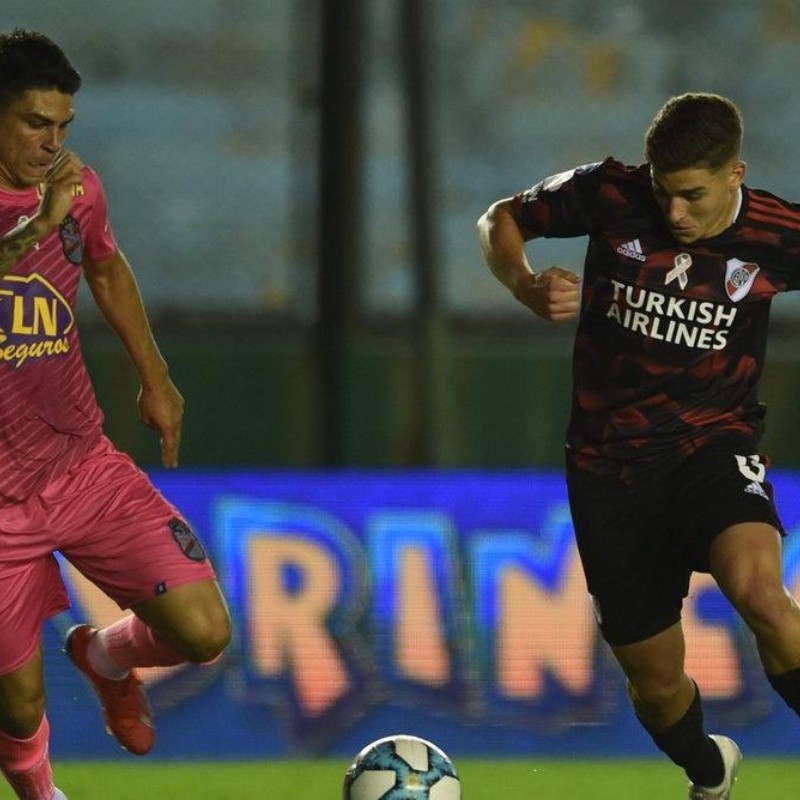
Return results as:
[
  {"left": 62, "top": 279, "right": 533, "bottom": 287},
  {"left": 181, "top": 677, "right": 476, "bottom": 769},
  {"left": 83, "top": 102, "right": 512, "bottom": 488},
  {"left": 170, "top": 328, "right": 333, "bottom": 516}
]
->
[{"left": 478, "top": 92, "right": 800, "bottom": 799}]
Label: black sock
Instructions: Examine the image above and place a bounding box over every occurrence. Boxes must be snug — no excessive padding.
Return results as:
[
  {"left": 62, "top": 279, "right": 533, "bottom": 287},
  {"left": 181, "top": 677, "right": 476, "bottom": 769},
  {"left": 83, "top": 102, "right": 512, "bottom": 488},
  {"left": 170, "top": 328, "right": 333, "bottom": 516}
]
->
[
  {"left": 638, "top": 684, "right": 724, "bottom": 787},
  {"left": 767, "top": 666, "right": 800, "bottom": 715}
]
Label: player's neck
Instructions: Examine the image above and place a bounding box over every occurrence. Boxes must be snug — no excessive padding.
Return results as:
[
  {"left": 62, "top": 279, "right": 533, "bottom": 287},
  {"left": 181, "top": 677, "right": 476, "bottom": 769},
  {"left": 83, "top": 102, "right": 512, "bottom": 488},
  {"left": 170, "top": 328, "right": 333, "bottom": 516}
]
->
[
  {"left": 730, "top": 187, "right": 743, "bottom": 225},
  {"left": 704, "top": 187, "right": 742, "bottom": 240}
]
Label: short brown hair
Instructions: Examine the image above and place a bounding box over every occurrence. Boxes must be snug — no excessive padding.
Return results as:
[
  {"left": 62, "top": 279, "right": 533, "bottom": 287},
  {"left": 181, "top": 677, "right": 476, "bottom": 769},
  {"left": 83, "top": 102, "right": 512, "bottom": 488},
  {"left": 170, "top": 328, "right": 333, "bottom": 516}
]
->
[
  {"left": 0, "top": 28, "right": 81, "bottom": 108},
  {"left": 645, "top": 92, "right": 743, "bottom": 173}
]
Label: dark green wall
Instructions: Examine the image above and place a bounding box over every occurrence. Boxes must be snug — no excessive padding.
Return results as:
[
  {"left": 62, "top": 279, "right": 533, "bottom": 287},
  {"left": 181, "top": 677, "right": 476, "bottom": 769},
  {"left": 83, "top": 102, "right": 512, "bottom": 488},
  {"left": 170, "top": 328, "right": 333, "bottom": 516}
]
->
[{"left": 82, "top": 325, "right": 800, "bottom": 470}]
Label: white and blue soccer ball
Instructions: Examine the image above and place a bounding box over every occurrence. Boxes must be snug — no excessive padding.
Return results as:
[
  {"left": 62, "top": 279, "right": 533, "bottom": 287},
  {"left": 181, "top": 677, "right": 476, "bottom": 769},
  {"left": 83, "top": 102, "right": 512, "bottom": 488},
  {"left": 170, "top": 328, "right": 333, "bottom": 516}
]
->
[{"left": 343, "top": 734, "right": 461, "bottom": 800}]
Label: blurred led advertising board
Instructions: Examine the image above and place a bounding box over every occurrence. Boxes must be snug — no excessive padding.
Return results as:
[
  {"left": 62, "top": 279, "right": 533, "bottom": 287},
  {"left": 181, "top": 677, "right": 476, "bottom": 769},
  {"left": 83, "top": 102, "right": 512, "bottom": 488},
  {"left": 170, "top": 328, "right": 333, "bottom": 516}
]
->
[{"left": 49, "top": 470, "right": 800, "bottom": 758}]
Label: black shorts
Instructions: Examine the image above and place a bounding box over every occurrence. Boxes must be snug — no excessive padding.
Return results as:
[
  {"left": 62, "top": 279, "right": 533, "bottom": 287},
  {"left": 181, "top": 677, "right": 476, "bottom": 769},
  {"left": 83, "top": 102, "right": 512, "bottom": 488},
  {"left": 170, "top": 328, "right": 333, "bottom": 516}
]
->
[{"left": 567, "top": 440, "right": 785, "bottom": 647}]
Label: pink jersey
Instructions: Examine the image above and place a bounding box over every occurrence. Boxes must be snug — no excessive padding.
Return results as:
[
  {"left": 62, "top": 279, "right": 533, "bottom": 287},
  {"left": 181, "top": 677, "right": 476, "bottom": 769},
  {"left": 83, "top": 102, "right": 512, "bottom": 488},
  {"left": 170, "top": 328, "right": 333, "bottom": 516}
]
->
[{"left": 0, "top": 166, "right": 117, "bottom": 505}]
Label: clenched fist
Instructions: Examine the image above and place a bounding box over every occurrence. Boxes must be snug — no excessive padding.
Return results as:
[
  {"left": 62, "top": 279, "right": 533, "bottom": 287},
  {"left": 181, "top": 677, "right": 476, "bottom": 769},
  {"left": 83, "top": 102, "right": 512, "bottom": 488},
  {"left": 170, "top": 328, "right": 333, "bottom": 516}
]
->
[
  {"left": 39, "top": 149, "right": 84, "bottom": 230},
  {"left": 513, "top": 267, "right": 581, "bottom": 322}
]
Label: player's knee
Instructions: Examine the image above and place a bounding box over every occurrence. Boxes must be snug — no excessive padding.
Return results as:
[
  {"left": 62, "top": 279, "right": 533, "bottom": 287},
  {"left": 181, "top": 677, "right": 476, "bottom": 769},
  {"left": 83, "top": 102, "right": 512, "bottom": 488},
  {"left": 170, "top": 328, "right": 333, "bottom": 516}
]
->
[
  {"left": 181, "top": 605, "right": 232, "bottom": 663},
  {"left": 627, "top": 672, "right": 683, "bottom": 709},
  {"left": 732, "top": 577, "right": 793, "bottom": 635},
  {"left": 0, "top": 685, "right": 46, "bottom": 739},
  {"left": 195, "top": 620, "right": 232, "bottom": 664}
]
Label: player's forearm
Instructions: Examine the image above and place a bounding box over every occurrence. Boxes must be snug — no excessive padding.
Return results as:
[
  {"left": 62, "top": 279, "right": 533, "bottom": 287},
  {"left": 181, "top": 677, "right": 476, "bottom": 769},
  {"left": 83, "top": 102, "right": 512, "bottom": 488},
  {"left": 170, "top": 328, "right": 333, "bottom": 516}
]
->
[
  {"left": 477, "top": 200, "right": 536, "bottom": 294},
  {"left": 85, "top": 252, "right": 170, "bottom": 386},
  {"left": 0, "top": 216, "right": 55, "bottom": 276}
]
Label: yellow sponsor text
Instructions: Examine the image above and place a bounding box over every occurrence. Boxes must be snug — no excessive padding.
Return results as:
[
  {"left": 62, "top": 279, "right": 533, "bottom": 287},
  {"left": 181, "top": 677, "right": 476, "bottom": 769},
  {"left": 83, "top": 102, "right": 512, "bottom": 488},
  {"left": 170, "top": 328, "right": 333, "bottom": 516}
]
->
[{"left": 0, "top": 337, "right": 70, "bottom": 368}]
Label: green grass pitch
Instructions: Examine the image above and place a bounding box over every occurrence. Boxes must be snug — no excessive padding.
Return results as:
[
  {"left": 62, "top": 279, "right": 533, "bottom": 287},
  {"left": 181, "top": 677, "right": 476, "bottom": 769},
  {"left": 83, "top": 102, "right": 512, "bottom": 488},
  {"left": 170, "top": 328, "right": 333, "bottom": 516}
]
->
[{"left": 31, "top": 758, "right": 800, "bottom": 799}]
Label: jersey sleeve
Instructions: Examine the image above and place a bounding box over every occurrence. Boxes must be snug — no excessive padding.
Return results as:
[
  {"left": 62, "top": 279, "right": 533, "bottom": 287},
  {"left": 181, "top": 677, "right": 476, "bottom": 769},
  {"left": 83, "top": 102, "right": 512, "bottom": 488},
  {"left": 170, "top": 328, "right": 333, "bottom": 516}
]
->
[
  {"left": 512, "top": 158, "right": 608, "bottom": 239},
  {"left": 738, "top": 187, "right": 800, "bottom": 293},
  {"left": 81, "top": 167, "right": 118, "bottom": 263},
  {"left": 772, "top": 254, "right": 800, "bottom": 292},
  {"left": 777, "top": 241, "right": 800, "bottom": 292}
]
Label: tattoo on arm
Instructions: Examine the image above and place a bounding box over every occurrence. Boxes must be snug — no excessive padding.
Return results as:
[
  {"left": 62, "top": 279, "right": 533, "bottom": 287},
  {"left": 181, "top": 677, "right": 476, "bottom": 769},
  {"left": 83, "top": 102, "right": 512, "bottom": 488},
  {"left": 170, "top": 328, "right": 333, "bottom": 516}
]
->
[{"left": 0, "top": 222, "right": 46, "bottom": 276}]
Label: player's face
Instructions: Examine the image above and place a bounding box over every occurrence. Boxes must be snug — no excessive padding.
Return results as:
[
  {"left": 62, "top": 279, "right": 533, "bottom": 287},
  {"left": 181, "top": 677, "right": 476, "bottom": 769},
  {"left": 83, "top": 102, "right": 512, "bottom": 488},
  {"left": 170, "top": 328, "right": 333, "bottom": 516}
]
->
[
  {"left": 650, "top": 159, "right": 746, "bottom": 244},
  {"left": 0, "top": 89, "right": 75, "bottom": 189}
]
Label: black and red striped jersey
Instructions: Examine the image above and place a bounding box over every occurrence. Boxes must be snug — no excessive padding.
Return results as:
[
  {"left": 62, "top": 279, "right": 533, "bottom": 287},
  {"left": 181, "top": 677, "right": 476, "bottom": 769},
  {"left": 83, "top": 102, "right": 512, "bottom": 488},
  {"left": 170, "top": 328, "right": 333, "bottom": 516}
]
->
[{"left": 512, "top": 157, "right": 800, "bottom": 483}]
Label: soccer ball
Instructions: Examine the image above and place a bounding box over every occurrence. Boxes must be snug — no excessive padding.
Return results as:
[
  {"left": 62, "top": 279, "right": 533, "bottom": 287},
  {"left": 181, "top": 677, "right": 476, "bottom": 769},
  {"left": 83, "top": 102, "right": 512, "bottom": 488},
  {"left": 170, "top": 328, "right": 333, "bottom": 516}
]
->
[{"left": 343, "top": 734, "right": 461, "bottom": 800}]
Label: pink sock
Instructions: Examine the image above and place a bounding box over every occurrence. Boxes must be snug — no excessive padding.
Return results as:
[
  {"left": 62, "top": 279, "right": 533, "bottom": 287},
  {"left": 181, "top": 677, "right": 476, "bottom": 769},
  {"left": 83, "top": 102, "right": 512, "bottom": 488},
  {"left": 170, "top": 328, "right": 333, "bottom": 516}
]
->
[
  {"left": 0, "top": 715, "right": 56, "bottom": 800},
  {"left": 99, "top": 614, "right": 188, "bottom": 670}
]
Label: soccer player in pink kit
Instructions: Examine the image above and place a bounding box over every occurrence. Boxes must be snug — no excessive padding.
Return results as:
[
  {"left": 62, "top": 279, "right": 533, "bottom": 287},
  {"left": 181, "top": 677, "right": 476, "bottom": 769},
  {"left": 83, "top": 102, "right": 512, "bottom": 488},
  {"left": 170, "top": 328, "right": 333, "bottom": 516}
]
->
[{"left": 0, "top": 29, "right": 232, "bottom": 800}]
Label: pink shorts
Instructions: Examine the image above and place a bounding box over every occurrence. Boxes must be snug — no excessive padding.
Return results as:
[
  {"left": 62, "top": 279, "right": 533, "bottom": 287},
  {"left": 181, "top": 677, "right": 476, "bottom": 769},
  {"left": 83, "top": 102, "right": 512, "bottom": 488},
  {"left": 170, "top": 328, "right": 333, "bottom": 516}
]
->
[{"left": 0, "top": 435, "right": 216, "bottom": 675}]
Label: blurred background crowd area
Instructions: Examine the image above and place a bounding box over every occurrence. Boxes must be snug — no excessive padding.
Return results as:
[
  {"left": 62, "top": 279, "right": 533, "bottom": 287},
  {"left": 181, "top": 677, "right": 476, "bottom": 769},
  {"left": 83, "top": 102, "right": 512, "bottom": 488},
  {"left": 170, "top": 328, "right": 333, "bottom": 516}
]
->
[{"left": 3, "top": 1, "right": 800, "bottom": 472}]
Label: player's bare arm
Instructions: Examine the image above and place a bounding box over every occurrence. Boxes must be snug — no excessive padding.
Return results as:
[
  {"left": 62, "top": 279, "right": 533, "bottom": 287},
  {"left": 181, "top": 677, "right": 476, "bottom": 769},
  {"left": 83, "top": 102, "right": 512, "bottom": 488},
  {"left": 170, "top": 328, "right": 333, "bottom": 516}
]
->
[
  {"left": 478, "top": 198, "right": 581, "bottom": 322},
  {"left": 83, "top": 249, "right": 185, "bottom": 467},
  {"left": 0, "top": 149, "right": 83, "bottom": 275},
  {"left": 0, "top": 216, "right": 48, "bottom": 274}
]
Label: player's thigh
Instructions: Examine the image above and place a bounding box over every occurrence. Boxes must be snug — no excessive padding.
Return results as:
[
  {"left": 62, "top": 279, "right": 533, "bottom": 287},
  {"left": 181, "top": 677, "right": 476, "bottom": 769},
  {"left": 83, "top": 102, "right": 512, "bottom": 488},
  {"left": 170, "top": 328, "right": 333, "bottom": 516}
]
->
[
  {"left": 678, "top": 443, "right": 785, "bottom": 571},
  {"left": 0, "top": 493, "right": 69, "bottom": 678},
  {"left": 710, "top": 521, "right": 789, "bottom": 628},
  {"left": 132, "top": 577, "right": 231, "bottom": 659},
  {"left": 57, "top": 442, "right": 217, "bottom": 609},
  {"left": 567, "top": 470, "right": 689, "bottom": 646},
  {"left": 710, "top": 521, "right": 783, "bottom": 589},
  {"left": 0, "top": 554, "right": 68, "bottom": 678}
]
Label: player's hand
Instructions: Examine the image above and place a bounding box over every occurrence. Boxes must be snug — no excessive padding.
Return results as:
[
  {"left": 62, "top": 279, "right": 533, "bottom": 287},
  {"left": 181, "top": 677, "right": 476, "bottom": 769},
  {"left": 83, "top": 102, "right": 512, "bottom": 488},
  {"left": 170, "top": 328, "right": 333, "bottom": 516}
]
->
[
  {"left": 38, "top": 149, "right": 84, "bottom": 229},
  {"left": 137, "top": 376, "right": 185, "bottom": 468},
  {"left": 513, "top": 267, "right": 581, "bottom": 322}
]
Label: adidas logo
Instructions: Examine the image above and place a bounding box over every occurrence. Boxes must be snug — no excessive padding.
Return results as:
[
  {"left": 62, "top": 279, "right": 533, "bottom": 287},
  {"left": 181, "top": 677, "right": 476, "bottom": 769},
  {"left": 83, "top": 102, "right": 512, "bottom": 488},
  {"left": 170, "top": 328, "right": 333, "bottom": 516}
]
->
[
  {"left": 744, "top": 481, "right": 768, "bottom": 500},
  {"left": 616, "top": 238, "right": 646, "bottom": 261}
]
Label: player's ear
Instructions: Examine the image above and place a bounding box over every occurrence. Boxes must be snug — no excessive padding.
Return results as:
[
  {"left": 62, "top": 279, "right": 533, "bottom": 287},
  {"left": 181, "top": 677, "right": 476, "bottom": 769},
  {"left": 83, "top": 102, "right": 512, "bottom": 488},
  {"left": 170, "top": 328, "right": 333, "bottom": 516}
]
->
[{"left": 730, "top": 160, "right": 746, "bottom": 188}]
